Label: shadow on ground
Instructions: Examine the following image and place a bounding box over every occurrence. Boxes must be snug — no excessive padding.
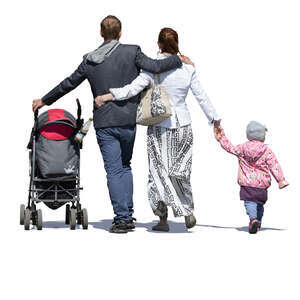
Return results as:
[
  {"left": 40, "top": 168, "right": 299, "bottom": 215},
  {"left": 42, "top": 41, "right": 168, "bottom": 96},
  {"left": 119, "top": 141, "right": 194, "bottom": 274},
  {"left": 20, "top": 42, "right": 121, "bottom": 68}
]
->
[
  {"left": 90, "top": 219, "right": 191, "bottom": 233},
  {"left": 42, "top": 221, "right": 69, "bottom": 229},
  {"left": 40, "top": 220, "right": 285, "bottom": 233},
  {"left": 90, "top": 220, "right": 285, "bottom": 233},
  {"left": 196, "top": 224, "right": 285, "bottom": 232}
]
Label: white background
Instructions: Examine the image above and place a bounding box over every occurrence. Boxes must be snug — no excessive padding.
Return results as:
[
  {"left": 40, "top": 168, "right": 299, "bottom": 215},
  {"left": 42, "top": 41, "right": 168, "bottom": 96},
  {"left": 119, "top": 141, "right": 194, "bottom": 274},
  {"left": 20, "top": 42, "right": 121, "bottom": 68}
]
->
[{"left": 1, "top": 0, "right": 299, "bottom": 299}]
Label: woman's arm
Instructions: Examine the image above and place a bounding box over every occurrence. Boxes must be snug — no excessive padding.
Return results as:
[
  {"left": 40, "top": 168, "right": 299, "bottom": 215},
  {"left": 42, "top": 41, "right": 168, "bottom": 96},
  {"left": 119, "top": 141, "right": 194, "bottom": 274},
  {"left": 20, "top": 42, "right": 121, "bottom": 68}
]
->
[
  {"left": 94, "top": 71, "right": 153, "bottom": 107},
  {"left": 110, "top": 71, "right": 153, "bottom": 100},
  {"left": 190, "top": 69, "right": 220, "bottom": 125}
]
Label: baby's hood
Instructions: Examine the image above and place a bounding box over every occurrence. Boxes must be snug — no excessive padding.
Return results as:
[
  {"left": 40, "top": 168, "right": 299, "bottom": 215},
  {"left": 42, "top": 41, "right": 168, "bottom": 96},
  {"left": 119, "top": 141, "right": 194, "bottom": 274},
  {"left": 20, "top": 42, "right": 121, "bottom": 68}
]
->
[{"left": 242, "top": 140, "right": 268, "bottom": 163}]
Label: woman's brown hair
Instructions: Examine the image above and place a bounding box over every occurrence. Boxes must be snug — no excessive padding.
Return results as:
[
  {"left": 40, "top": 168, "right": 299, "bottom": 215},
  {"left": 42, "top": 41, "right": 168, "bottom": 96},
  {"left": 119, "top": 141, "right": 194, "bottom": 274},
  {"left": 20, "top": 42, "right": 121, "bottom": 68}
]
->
[{"left": 158, "top": 28, "right": 181, "bottom": 55}]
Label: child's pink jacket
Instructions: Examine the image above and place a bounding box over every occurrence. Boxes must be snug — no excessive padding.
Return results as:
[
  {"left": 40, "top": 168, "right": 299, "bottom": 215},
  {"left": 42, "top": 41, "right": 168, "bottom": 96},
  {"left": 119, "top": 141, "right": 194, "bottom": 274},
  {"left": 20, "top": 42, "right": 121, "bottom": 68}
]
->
[{"left": 218, "top": 133, "right": 289, "bottom": 189}]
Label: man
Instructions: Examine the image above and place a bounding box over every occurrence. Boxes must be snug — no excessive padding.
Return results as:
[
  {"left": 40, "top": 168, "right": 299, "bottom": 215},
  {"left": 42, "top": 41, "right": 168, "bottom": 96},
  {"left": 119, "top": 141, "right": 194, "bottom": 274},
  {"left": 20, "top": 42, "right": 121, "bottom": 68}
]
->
[{"left": 33, "top": 15, "right": 191, "bottom": 233}]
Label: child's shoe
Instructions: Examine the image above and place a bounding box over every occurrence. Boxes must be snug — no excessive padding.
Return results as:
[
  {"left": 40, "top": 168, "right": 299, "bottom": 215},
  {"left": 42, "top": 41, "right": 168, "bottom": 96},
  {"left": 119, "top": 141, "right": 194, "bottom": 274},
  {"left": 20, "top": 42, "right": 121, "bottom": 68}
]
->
[
  {"left": 249, "top": 218, "right": 259, "bottom": 234},
  {"left": 257, "top": 222, "right": 261, "bottom": 231}
]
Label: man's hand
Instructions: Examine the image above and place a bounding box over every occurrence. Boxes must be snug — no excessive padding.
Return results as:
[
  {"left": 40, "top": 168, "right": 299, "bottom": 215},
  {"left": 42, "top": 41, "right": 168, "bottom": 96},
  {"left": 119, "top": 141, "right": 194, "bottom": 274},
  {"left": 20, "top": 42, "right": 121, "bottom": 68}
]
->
[
  {"left": 32, "top": 99, "right": 45, "bottom": 112},
  {"left": 179, "top": 55, "right": 195, "bottom": 67},
  {"left": 94, "top": 93, "right": 114, "bottom": 107}
]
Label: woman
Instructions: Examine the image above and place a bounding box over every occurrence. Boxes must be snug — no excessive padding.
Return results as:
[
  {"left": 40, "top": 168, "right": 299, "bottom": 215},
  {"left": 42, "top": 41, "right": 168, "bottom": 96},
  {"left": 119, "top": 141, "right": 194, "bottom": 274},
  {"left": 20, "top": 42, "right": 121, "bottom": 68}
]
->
[{"left": 95, "top": 28, "right": 221, "bottom": 231}]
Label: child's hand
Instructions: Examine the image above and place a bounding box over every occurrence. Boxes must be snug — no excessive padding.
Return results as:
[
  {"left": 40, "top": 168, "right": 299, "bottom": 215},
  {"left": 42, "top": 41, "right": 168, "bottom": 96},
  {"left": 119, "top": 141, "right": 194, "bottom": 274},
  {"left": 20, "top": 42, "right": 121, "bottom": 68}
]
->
[
  {"left": 214, "top": 126, "right": 223, "bottom": 141},
  {"left": 279, "top": 181, "right": 289, "bottom": 189}
]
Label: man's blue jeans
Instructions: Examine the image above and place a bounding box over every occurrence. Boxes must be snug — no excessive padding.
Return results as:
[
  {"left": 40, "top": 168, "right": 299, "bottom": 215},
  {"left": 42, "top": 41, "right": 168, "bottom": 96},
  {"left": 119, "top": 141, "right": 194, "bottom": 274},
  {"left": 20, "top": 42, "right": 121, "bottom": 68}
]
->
[
  {"left": 244, "top": 201, "right": 264, "bottom": 223},
  {"left": 96, "top": 126, "right": 136, "bottom": 223}
]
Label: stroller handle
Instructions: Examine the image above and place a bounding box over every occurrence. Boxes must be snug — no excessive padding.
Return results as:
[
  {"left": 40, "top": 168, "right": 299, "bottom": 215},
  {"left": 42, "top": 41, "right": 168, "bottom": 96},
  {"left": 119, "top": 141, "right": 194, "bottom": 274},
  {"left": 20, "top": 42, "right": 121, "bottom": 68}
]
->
[{"left": 33, "top": 110, "right": 38, "bottom": 134}]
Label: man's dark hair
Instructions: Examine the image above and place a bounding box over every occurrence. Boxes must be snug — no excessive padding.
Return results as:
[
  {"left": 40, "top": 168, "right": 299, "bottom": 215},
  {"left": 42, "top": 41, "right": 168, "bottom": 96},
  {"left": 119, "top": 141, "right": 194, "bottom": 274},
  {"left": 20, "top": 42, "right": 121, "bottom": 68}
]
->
[{"left": 101, "top": 15, "right": 122, "bottom": 40}]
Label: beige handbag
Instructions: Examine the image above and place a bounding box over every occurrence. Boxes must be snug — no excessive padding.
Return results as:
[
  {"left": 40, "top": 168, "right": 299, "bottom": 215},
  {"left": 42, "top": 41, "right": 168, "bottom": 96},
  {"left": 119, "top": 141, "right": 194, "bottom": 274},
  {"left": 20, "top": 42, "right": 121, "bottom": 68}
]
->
[{"left": 136, "top": 74, "right": 172, "bottom": 126}]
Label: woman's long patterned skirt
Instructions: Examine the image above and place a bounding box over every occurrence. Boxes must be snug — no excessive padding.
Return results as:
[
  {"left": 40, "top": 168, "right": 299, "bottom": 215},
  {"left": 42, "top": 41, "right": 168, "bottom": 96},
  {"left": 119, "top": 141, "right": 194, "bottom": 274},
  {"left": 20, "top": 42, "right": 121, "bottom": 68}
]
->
[{"left": 147, "top": 125, "right": 194, "bottom": 217}]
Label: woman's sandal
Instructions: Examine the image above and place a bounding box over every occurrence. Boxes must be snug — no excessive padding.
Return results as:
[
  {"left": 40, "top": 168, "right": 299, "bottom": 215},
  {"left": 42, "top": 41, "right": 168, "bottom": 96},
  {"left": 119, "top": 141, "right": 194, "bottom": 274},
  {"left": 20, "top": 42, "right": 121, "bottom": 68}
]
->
[
  {"left": 152, "top": 222, "right": 170, "bottom": 232},
  {"left": 152, "top": 201, "right": 169, "bottom": 231},
  {"left": 185, "top": 214, "right": 197, "bottom": 229}
]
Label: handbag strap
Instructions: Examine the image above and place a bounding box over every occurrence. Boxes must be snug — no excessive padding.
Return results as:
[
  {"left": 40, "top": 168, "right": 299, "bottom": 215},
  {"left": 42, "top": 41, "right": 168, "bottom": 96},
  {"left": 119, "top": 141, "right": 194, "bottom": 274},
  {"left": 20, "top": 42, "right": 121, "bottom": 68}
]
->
[{"left": 154, "top": 74, "right": 161, "bottom": 85}]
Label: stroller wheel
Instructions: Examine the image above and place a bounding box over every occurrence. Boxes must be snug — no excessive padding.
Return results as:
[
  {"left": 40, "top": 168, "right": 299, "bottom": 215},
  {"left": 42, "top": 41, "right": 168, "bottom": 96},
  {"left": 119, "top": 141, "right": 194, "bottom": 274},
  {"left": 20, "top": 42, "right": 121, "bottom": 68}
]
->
[
  {"left": 70, "top": 209, "right": 76, "bottom": 230},
  {"left": 20, "top": 204, "right": 25, "bottom": 225},
  {"left": 32, "top": 211, "right": 37, "bottom": 226},
  {"left": 24, "top": 209, "right": 31, "bottom": 230},
  {"left": 36, "top": 209, "right": 43, "bottom": 230},
  {"left": 82, "top": 208, "right": 88, "bottom": 230},
  {"left": 77, "top": 208, "right": 82, "bottom": 225},
  {"left": 65, "top": 204, "right": 70, "bottom": 225}
]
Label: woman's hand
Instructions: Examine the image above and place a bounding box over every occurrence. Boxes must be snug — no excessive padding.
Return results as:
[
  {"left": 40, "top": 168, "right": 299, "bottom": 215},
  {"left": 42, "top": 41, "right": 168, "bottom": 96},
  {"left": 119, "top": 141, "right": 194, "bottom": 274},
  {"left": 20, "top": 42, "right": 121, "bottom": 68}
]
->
[{"left": 94, "top": 93, "right": 114, "bottom": 107}]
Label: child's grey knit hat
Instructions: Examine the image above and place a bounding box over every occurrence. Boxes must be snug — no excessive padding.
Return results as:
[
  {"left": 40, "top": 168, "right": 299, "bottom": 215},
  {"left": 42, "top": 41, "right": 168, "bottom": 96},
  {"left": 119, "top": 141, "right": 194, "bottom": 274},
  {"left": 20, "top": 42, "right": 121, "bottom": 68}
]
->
[{"left": 246, "top": 121, "right": 267, "bottom": 141}]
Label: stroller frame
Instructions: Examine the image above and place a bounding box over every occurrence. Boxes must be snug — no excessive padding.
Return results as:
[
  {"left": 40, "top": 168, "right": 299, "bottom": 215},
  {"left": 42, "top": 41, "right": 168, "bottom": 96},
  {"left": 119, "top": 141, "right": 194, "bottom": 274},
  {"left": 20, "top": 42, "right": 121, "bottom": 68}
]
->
[{"left": 20, "top": 100, "right": 88, "bottom": 230}]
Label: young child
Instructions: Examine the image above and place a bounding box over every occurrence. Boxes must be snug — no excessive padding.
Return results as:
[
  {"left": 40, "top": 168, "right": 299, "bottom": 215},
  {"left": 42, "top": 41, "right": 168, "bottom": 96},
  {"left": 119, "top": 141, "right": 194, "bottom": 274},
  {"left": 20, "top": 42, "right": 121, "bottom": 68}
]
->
[{"left": 214, "top": 121, "right": 289, "bottom": 234}]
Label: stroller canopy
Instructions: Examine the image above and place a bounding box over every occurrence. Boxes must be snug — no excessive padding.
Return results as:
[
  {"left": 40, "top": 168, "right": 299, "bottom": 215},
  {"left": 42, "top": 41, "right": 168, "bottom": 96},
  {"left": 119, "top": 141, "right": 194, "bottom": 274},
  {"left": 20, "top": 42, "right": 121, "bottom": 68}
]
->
[{"left": 38, "top": 109, "right": 77, "bottom": 141}]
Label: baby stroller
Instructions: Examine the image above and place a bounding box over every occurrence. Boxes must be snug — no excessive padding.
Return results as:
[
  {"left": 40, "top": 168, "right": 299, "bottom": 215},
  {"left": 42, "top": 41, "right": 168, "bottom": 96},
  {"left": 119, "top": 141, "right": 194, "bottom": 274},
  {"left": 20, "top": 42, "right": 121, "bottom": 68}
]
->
[{"left": 20, "top": 99, "right": 88, "bottom": 230}]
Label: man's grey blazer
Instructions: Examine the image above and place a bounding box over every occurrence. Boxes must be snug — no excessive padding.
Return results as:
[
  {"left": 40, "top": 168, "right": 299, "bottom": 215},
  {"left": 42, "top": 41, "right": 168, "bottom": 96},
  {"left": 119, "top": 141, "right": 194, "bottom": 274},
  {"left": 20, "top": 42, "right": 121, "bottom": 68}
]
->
[{"left": 42, "top": 42, "right": 182, "bottom": 129}]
